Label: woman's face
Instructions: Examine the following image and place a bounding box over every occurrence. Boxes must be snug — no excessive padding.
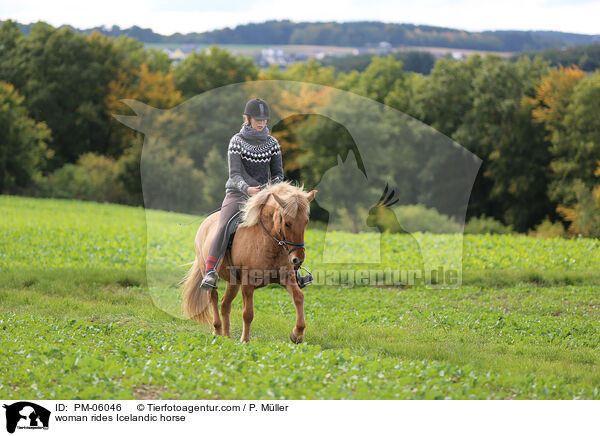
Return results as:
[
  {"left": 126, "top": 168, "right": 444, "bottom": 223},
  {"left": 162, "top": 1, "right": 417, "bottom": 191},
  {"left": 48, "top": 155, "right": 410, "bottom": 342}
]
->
[{"left": 249, "top": 117, "right": 267, "bottom": 131}]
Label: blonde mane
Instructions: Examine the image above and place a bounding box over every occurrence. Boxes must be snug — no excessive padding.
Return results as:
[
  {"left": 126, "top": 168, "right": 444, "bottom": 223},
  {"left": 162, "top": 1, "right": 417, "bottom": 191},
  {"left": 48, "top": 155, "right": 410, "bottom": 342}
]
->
[{"left": 238, "top": 180, "right": 310, "bottom": 228}]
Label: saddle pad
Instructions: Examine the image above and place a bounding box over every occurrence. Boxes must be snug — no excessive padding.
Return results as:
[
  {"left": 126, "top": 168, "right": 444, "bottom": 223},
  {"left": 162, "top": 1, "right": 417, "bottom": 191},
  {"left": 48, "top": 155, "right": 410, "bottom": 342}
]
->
[
  {"left": 225, "top": 210, "right": 243, "bottom": 281},
  {"left": 225, "top": 209, "right": 243, "bottom": 249}
]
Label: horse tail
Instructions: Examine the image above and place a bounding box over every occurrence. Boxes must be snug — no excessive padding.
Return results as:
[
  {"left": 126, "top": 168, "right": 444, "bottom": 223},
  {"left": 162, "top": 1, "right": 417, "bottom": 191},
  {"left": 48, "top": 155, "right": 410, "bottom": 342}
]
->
[{"left": 181, "top": 258, "right": 212, "bottom": 324}]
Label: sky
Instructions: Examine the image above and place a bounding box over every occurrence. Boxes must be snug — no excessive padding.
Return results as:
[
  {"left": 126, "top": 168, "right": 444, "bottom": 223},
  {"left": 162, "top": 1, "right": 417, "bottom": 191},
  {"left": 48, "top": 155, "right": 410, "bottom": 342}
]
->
[{"left": 1, "top": 0, "right": 599, "bottom": 36}]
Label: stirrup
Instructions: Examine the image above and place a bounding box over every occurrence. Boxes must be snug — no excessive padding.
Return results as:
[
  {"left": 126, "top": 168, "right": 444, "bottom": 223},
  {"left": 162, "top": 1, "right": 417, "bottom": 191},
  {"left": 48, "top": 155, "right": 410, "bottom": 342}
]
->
[
  {"left": 201, "top": 269, "right": 218, "bottom": 289},
  {"left": 296, "top": 266, "right": 314, "bottom": 289}
]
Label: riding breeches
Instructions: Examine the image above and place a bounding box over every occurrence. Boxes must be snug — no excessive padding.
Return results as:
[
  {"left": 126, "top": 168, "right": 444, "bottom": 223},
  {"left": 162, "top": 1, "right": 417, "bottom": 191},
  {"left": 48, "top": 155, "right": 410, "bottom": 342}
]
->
[{"left": 207, "top": 190, "right": 247, "bottom": 267}]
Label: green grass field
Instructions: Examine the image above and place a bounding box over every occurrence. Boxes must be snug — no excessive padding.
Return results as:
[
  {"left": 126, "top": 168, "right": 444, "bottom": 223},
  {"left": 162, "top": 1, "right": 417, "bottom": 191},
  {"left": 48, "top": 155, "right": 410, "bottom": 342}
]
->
[{"left": 1, "top": 195, "right": 599, "bottom": 399}]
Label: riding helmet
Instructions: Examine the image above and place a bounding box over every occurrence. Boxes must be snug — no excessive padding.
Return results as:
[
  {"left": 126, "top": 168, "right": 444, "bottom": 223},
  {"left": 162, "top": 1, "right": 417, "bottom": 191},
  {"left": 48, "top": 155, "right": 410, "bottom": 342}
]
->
[{"left": 244, "top": 98, "right": 270, "bottom": 121}]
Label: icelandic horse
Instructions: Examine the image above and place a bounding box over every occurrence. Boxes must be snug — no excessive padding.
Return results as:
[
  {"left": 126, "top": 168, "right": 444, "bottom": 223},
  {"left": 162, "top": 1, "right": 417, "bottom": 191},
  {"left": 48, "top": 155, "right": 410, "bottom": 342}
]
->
[{"left": 182, "top": 181, "right": 317, "bottom": 343}]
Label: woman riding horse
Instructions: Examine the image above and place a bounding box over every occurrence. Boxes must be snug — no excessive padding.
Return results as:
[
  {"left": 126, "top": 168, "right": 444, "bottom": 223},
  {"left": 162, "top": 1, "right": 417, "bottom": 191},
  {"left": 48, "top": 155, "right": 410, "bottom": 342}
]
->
[
  {"left": 200, "top": 98, "right": 312, "bottom": 291},
  {"left": 182, "top": 98, "right": 317, "bottom": 343}
]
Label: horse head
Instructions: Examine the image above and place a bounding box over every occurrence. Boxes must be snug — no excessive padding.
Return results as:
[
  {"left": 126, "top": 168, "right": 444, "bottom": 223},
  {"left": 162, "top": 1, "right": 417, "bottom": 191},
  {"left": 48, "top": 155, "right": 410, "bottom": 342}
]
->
[{"left": 239, "top": 181, "right": 317, "bottom": 267}]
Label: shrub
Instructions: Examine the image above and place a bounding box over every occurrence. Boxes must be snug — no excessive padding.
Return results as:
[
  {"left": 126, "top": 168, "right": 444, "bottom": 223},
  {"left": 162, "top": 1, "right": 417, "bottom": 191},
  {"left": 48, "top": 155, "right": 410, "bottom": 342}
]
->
[
  {"left": 528, "top": 217, "right": 568, "bottom": 238},
  {"left": 329, "top": 204, "right": 461, "bottom": 234},
  {"left": 464, "top": 215, "right": 514, "bottom": 235},
  {"left": 40, "top": 153, "right": 129, "bottom": 203},
  {"left": 390, "top": 204, "right": 461, "bottom": 233}
]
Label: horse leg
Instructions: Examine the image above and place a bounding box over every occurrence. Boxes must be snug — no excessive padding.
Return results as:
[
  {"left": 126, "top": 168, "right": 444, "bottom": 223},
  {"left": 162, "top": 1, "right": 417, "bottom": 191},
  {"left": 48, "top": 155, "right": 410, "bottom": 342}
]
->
[
  {"left": 240, "top": 284, "right": 255, "bottom": 343},
  {"left": 209, "top": 288, "right": 222, "bottom": 335},
  {"left": 286, "top": 280, "right": 306, "bottom": 344},
  {"left": 221, "top": 281, "right": 240, "bottom": 338}
]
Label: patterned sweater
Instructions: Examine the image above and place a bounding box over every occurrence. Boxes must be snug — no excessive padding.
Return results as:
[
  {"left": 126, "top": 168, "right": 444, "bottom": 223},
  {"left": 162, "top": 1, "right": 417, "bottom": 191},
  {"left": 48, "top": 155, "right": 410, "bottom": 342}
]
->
[{"left": 225, "top": 132, "right": 284, "bottom": 195}]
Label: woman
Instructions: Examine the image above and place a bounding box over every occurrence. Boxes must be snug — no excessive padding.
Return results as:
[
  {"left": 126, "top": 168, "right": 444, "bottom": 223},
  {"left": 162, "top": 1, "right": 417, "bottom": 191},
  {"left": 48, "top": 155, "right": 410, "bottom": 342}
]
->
[{"left": 200, "top": 98, "right": 311, "bottom": 290}]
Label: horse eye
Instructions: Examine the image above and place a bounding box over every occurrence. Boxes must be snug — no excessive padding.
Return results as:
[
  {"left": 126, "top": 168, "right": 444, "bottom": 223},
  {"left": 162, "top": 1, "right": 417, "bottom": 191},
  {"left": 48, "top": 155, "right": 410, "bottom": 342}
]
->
[{"left": 285, "top": 222, "right": 291, "bottom": 228}]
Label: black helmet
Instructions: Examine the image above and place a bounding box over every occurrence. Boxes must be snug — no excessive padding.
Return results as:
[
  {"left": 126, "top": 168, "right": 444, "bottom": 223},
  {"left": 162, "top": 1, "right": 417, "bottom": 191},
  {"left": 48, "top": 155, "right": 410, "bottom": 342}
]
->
[{"left": 244, "top": 98, "right": 270, "bottom": 121}]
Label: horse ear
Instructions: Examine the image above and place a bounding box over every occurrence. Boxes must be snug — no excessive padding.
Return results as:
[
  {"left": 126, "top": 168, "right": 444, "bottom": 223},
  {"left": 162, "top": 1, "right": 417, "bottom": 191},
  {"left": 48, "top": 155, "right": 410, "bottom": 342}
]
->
[
  {"left": 306, "top": 190, "right": 318, "bottom": 202},
  {"left": 272, "top": 193, "right": 287, "bottom": 209}
]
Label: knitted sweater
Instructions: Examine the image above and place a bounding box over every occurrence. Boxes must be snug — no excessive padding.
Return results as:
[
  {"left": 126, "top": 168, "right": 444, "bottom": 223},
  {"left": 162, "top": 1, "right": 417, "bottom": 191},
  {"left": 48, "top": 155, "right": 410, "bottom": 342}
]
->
[{"left": 225, "top": 132, "right": 284, "bottom": 195}]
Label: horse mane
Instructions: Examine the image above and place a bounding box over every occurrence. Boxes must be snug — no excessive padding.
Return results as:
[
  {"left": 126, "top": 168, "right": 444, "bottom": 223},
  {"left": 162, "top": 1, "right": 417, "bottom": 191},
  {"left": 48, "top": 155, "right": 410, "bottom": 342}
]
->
[{"left": 238, "top": 180, "right": 310, "bottom": 228}]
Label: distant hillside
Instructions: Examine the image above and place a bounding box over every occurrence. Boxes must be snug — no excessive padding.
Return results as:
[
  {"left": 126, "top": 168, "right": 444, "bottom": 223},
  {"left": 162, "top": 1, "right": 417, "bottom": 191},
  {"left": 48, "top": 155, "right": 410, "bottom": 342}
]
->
[{"left": 3, "top": 19, "right": 599, "bottom": 52}]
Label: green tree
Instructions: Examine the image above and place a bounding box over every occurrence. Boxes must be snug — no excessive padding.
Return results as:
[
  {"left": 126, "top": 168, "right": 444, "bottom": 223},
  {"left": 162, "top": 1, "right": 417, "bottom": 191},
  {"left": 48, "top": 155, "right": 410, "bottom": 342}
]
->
[
  {"left": 556, "top": 162, "right": 600, "bottom": 237},
  {"left": 0, "top": 20, "right": 25, "bottom": 89},
  {"left": 173, "top": 45, "right": 258, "bottom": 98},
  {"left": 279, "top": 58, "right": 336, "bottom": 86},
  {"left": 0, "top": 22, "right": 124, "bottom": 167},
  {"left": 412, "top": 54, "right": 553, "bottom": 229},
  {"left": 112, "top": 35, "right": 172, "bottom": 75},
  {"left": 548, "top": 72, "right": 600, "bottom": 206},
  {"left": 453, "top": 55, "right": 550, "bottom": 230},
  {"left": 411, "top": 55, "right": 483, "bottom": 137},
  {"left": 0, "top": 20, "right": 178, "bottom": 167},
  {"left": 0, "top": 81, "right": 52, "bottom": 193},
  {"left": 351, "top": 55, "right": 407, "bottom": 105}
]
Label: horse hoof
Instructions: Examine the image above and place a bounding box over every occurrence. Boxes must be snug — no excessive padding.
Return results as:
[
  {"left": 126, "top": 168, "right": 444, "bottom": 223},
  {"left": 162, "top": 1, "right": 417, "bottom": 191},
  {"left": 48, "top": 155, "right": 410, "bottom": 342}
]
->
[{"left": 290, "top": 332, "right": 303, "bottom": 344}]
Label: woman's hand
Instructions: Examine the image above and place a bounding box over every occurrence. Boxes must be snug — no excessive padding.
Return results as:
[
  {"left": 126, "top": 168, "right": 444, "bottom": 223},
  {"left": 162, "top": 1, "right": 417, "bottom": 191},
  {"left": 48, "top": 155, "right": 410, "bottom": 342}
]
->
[{"left": 247, "top": 186, "right": 263, "bottom": 196}]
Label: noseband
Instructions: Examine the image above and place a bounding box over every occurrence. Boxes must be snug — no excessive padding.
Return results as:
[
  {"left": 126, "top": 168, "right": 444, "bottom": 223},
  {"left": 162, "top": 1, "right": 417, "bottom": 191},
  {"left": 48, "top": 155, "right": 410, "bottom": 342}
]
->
[{"left": 258, "top": 193, "right": 305, "bottom": 255}]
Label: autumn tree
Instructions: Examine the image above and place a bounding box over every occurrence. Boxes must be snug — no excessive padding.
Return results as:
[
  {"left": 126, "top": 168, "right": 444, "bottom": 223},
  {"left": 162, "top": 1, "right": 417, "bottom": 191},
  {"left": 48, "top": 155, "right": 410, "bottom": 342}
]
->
[
  {"left": 106, "top": 63, "right": 184, "bottom": 157},
  {"left": 530, "top": 64, "right": 586, "bottom": 136},
  {"left": 533, "top": 69, "right": 600, "bottom": 207}
]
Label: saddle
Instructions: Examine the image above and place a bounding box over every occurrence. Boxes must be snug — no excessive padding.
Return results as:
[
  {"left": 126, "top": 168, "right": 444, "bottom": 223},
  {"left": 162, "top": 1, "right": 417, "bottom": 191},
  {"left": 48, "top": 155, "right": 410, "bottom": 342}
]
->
[{"left": 224, "top": 210, "right": 243, "bottom": 250}]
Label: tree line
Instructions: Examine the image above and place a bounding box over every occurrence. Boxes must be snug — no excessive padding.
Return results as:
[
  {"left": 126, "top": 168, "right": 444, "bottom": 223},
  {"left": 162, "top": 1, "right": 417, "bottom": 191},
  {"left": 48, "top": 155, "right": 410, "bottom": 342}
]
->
[
  {"left": 1, "top": 19, "right": 599, "bottom": 236},
  {"left": 4, "top": 19, "right": 599, "bottom": 52},
  {"left": 517, "top": 43, "right": 600, "bottom": 72}
]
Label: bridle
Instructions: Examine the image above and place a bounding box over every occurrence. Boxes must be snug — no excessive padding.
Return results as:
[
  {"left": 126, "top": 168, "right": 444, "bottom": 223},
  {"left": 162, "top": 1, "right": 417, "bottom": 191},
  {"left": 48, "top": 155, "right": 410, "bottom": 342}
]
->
[{"left": 258, "top": 193, "right": 306, "bottom": 255}]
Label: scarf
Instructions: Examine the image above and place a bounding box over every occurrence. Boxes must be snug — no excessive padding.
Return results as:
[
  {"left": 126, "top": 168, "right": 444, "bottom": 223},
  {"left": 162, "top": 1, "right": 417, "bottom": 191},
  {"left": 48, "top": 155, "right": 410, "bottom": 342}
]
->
[{"left": 239, "top": 123, "right": 269, "bottom": 144}]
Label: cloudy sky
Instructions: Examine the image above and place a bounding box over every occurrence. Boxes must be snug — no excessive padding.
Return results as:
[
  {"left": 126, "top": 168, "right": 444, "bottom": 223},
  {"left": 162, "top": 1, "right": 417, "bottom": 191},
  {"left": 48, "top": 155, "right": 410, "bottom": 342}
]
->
[{"left": 1, "top": 0, "right": 598, "bottom": 35}]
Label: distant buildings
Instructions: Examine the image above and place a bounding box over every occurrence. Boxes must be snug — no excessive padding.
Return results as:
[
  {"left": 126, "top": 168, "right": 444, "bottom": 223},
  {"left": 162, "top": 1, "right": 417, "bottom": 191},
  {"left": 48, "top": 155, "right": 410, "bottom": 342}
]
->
[
  {"left": 161, "top": 44, "right": 342, "bottom": 67},
  {"left": 162, "top": 44, "right": 201, "bottom": 65},
  {"left": 256, "top": 47, "right": 311, "bottom": 67},
  {"left": 160, "top": 41, "right": 503, "bottom": 67}
]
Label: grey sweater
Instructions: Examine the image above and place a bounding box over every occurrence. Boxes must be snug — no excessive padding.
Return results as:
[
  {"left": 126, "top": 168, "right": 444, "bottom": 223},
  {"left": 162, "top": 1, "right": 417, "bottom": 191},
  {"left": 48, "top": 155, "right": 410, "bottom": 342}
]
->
[{"left": 225, "top": 132, "right": 284, "bottom": 195}]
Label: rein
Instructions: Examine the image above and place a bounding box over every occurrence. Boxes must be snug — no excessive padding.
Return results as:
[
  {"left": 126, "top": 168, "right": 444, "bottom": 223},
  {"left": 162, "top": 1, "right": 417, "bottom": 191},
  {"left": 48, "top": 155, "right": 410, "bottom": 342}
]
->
[{"left": 258, "top": 193, "right": 305, "bottom": 255}]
